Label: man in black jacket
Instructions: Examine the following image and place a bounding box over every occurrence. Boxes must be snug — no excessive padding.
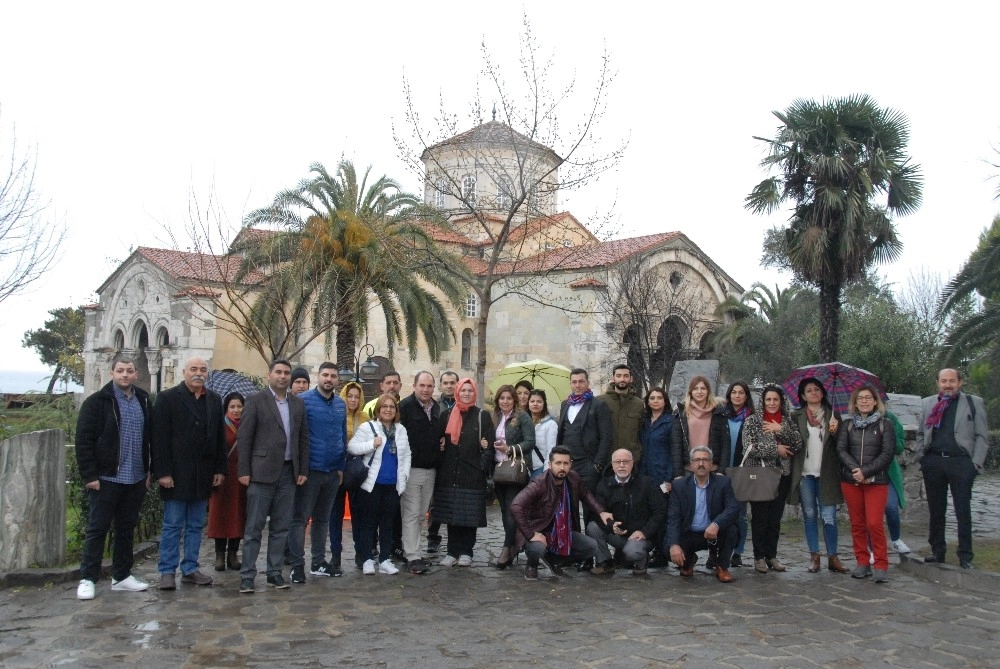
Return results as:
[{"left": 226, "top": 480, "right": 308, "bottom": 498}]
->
[
  {"left": 397, "top": 371, "right": 444, "bottom": 574},
  {"left": 666, "top": 446, "right": 739, "bottom": 583},
  {"left": 586, "top": 449, "right": 667, "bottom": 575},
  {"left": 151, "top": 357, "right": 227, "bottom": 590},
  {"left": 75, "top": 354, "right": 152, "bottom": 600}
]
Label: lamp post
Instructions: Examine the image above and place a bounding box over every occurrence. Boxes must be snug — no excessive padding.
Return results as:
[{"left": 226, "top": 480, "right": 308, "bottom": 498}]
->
[{"left": 338, "top": 343, "right": 379, "bottom": 385}]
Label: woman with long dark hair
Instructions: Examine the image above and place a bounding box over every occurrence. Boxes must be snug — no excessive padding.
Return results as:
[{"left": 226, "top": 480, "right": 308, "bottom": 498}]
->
[
  {"left": 208, "top": 392, "right": 247, "bottom": 571},
  {"left": 789, "top": 378, "right": 850, "bottom": 574},
  {"left": 432, "top": 378, "right": 495, "bottom": 567},
  {"left": 514, "top": 380, "right": 534, "bottom": 413},
  {"left": 528, "top": 389, "right": 557, "bottom": 478},
  {"left": 742, "top": 383, "right": 803, "bottom": 573},
  {"left": 638, "top": 387, "right": 673, "bottom": 493},
  {"left": 491, "top": 384, "right": 536, "bottom": 569},
  {"left": 722, "top": 381, "right": 753, "bottom": 567}
]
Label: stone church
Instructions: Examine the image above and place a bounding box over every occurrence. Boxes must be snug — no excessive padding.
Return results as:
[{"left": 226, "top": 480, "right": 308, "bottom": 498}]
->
[{"left": 82, "top": 122, "right": 743, "bottom": 397}]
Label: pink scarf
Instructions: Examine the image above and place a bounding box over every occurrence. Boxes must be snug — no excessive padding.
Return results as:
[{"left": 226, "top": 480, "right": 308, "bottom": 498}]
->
[
  {"left": 445, "top": 378, "right": 478, "bottom": 445},
  {"left": 687, "top": 402, "right": 712, "bottom": 448}
]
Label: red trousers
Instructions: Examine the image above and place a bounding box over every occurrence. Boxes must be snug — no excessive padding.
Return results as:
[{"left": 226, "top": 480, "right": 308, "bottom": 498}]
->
[{"left": 840, "top": 482, "right": 889, "bottom": 570}]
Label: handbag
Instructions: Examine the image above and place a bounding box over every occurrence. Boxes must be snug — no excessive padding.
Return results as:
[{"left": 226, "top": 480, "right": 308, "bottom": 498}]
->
[
  {"left": 343, "top": 422, "right": 378, "bottom": 491},
  {"left": 493, "top": 444, "right": 530, "bottom": 487},
  {"left": 728, "top": 440, "right": 781, "bottom": 503}
]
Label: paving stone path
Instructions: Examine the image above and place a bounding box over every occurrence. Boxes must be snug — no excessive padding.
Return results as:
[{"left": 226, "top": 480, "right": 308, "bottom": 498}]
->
[{"left": 2, "top": 474, "right": 999, "bottom": 668}]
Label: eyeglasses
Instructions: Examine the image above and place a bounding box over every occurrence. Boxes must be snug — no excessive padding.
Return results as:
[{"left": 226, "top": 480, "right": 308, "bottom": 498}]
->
[
  {"left": 691, "top": 458, "right": 712, "bottom": 464},
  {"left": 611, "top": 460, "right": 632, "bottom": 466}
]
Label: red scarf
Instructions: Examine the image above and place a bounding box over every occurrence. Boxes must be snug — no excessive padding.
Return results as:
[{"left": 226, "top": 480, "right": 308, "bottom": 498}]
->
[
  {"left": 764, "top": 410, "right": 783, "bottom": 424},
  {"left": 445, "top": 378, "right": 478, "bottom": 444}
]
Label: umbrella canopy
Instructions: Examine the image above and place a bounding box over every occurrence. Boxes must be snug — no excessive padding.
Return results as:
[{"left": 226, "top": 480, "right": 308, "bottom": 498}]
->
[
  {"left": 782, "top": 362, "right": 889, "bottom": 415},
  {"left": 487, "top": 360, "right": 573, "bottom": 405},
  {"left": 206, "top": 369, "right": 262, "bottom": 402}
]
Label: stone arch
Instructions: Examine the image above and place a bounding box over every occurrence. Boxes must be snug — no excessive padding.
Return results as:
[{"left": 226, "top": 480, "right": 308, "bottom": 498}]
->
[
  {"left": 649, "top": 315, "right": 688, "bottom": 389},
  {"left": 154, "top": 325, "right": 170, "bottom": 348},
  {"left": 112, "top": 328, "right": 126, "bottom": 352},
  {"left": 461, "top": 328, "right": 473, "bottom": 370},
  {"left": 130, "top": 319, "right": 151, "bottom": 392},
  {"left": 698, "top": 331, "right": 716, "bottom": 360}
]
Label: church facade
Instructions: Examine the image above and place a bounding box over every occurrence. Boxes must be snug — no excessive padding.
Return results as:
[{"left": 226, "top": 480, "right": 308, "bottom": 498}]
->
[{"left": 82, "top": 123, "right": 742, "bottom": 397}]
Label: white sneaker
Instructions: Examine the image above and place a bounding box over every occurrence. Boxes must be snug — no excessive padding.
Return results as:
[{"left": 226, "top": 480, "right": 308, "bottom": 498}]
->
[
  {"left": 362, "top": 560, "right": 376, "bottom": 575},
  {"left": 77, "top": 579, "right": 95, "bottom": 600},
  {"left": 379, "top": 559, "right": 399, "bottom": 575},
  {"left": 439, "top": 555, "right": 458, "bottom": 567},
  {"left": 111, "top": 575, "right": 149, "bottom": 592},
  {"left": 457, "top": 554, "right": 473, "bottom": 567},
  {"left": 892, "top": 539, "right": 912, "bottom": 554}
]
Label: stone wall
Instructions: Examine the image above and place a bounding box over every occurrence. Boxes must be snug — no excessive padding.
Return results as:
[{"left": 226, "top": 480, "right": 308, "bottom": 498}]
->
[{"left": 0, "top": 429, "right": 66, "bottom": 570}]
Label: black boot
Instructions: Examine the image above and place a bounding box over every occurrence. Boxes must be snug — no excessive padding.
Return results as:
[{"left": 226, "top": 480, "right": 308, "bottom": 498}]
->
[{"left": 214, "top": 550, "right": 226, "bottom": 572}]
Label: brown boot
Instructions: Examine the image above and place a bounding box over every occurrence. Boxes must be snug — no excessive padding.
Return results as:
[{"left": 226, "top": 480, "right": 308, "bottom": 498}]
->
[
  {"left": 214, "top": 550, "right": 226, "bottom": 572},
  {"left": 808, "top": 552, "right": 821, "bottom": 573},
  {"left": 828, "top": 555, "right": 850, "bottom": 573},
  {"left": 227, "top": 548, "right": 241, "bottom": 571}
]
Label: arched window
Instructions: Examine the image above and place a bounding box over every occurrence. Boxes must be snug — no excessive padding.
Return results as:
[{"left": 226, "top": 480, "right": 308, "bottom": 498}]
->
[
  {"left": 465, "top": 292, "right": 479, "bottom": 318},
  {"left": 435, "top": 177, "right": 446, "bottom": 208},
  {"left": 113, "top": 329, "right": 125, "bottom": 352},
  {"left": 497, "top": 177, "right": 513, "bottom": 210},
  {"left": 462, "top": 175, "right": 477, "bottom": 205},
  {"left": 461, "top": 328, "right": 473, "bottom": 369}
]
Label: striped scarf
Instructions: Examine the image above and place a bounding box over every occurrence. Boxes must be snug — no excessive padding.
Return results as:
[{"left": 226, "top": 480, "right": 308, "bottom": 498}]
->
[{"left": 547, "top": 482, "right": 573, "bottom": 556}]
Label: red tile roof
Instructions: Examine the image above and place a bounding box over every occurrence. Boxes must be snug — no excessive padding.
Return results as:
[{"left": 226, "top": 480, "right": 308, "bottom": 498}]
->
[
  {"left": 508, "top": 231, "right": 682, "bottom": 274},
  {"left": 568, "top": 277, "right": 607, "bottom": 289},
  {"left": 136, "top": 247, "right": 265, "bottom": 286}
]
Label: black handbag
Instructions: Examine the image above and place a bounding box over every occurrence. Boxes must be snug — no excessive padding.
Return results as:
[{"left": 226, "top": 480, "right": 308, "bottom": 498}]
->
[
  {"left": 343, "top": 422, "right": 378, "bottom": 491},
  {"left": 493, "top": 444, "right": 530, "bottom": 487},
  {"left": 728, "top": 442, "right": 781, "bottom": 503}
]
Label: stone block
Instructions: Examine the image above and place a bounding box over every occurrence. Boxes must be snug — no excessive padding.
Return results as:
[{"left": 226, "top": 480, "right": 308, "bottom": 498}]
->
[
  {"left": 668, "top": 360, "right": 720, "bottom": 408},
  {"left": 0, "top": 429, "right": 66, "bottom": 570},
  {"left": 886, "top": 393, "right": 923, "bottom": 432}
]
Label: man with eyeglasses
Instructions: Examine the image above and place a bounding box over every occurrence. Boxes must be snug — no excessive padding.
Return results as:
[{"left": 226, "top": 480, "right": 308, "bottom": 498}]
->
[
  {"left": 666, "top": 445, "right": 739, "bottom": 583},
  {"left": 585, "top": 449, "right": 667, "bottom": 575}
]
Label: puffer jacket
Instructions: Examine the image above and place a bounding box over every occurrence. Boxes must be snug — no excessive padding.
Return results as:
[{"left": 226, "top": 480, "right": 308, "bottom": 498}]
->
[
  {"left": 836, "top": 414, "right": 894, "bottom": 485},
  {"left": 741, "top": 385, "right": 803, "bottom": 476}
]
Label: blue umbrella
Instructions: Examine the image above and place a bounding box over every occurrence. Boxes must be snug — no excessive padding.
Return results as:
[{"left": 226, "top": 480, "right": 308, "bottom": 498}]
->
[{"left": 206, "top": 369, "right": 261, "bottom": 402}]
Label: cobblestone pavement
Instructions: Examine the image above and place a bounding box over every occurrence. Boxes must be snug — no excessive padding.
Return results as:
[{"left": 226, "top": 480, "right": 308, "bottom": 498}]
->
[{"left": 2, "top": 475, "right": 999, "bottom": 668}]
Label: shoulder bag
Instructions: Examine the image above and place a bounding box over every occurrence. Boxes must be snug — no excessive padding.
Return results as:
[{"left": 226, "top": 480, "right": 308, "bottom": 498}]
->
[
  {"left": 343, "top": 422, "right": 378, "bottom": 492},
  {"left": 728, "top": 439, "right": 781, "bottom": 503}
]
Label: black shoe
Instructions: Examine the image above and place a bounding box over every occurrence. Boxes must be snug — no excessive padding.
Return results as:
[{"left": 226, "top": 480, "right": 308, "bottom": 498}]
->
[
  {"left": 330, "top": 563, "right": 343, "bottom": 577},
  {"left": 923, "top": 554, "right": 946, "bottom": 564},
  {"left": 648, "top": 551, "right": 670, "bottom": 569},
  {"left": 730, "top": 553, "right": 743, "bottom": 568},
  {"left": 524, "top": 565, "right": 539, "bottom": 580},
  {"left": 705, "top": 555, "right": 718, "bottom": 570},
  {"left": 590, "top": 559, "right": 616, "bottom": 576},
  {"left": 239, "top": 578, "right": 255, "bottom": 594},
  {"left": 576, "top": 558, "right": 593, "bottom": 572},
  {"left": 408, "top": 559, "right": 429, "bottom": 574},
  {"left": 290, "top": 566, "right": 306, "bottom": 584},
  {"left": 310, "top": 561, "right": 333, "bottom": 577},
  {"left": 426, "top": 539, "right": 441, "bottom": 554},
  {"left": 960, "top": 560, "right": 974, "bottom": 569},
  {"left": 266, "top": 574, "right": 290, "bottom": 589},
  {"left": 392, "top": 547, "right": 406, "bottom": 561},
  {"left": 543, "top": 556, "right": 567, "bottom": 577}
]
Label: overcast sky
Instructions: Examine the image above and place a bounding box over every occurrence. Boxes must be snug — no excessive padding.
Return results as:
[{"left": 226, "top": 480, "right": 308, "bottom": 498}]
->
[{"left": 1, "top": 1, "right": 998, "bottom": 387}]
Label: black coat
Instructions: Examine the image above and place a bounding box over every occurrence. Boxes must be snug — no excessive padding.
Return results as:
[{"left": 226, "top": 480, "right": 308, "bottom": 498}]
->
[
  {"left": 151, "top": 383, "right": 227, "bottom": 500},
  {"left": 595, "top": 471, "right": 667, "bottom": 540},
  {"left": 398, "top": 392, "right": 444, "bottom": 469},
  {"left": 837, "top": 416, "right": 895, "bottom": 486},
  {"left": 433, "top": 407, "right": 495, "bottom": 527},
  {"left": 75, "top": 381, "right": 151, "bottom": 484},
  {"left": 665, "top": 473, "right": 739, "bottom": 547}
]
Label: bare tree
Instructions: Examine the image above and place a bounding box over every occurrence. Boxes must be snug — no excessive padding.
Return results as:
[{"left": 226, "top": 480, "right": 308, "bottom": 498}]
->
[
  {"left": 0, "top": 106, "right": 65, "bottom": 303},
  {"left": 597, "top": 254, "right": 713, "bottom": 397},
  {"left": 394, "top": 13, "right": 627, "bottom": 389}
]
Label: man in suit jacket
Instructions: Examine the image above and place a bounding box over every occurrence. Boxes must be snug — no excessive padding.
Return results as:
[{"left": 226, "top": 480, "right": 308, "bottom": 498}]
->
[
  {"left": 237, "top": 359, "right": 310, "bottom": 592},
  {"left": 151, "top": 357, "right": 227, "bottom": 590},
  {"left": 917, "top": 368, "right": 990, "bottom": 568},
  {"left": 557, "top": 368, "right": 613, "bottom": 495},
  {"left": 666, "top": 446, "right": 739, "bottom": 583}
]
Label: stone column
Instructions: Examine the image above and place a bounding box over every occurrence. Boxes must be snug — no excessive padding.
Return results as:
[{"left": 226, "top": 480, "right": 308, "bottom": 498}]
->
[
  {"left": 145, "top": 348, "right": 163, "bottom": 394},
  {"left": 0, "top": 429, "right": 66, "bottom": 570}
]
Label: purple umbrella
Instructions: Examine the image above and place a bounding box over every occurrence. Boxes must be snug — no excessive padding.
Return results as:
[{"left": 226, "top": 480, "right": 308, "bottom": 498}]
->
[{"left": 782, "top": 362, "right": 889, "bottom": 415}]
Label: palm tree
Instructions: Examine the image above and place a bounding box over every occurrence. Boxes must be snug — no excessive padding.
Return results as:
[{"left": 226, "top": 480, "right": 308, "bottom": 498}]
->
[
  {"left": 746, "top": 94, "right": 923, "bottom": 361},
  {"left": 711, "top": 282, "right": 805, "bottom": 352},
  {"left": 234, "top": 160, "right": 467, "bottom": 368},
  {"left": 938, "top": 215, "right": 1000, "bottom": 368}
]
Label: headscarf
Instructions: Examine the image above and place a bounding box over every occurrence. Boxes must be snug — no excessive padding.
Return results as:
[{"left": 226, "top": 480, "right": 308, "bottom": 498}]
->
[
  {"left": 445, "top": 378, "right": 478, "bottom": 445},
  {"left": 339, "top": 381, "right": 366, "bottom": 441}
]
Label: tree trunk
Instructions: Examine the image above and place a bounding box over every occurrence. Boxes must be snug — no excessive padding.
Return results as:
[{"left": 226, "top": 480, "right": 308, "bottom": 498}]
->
[
  {"left": 335, "top": 312, "right": 356, "bottom": 378},
  {"left": 475, "top": 296, "right": 491, "bottom": 399},
  {"left": 46, "top": 363, "right": 63, "bottom": 395},
  {"left": 818, "top": 280, "right": 842, "bottom": 362}
]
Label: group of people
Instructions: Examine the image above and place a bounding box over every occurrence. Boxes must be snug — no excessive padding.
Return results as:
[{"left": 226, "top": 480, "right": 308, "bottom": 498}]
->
[{"left": 74, "top": 354, "right": 989, "bottom": 600}]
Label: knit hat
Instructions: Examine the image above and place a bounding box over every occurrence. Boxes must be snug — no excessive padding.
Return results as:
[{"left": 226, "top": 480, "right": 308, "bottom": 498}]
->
[{"left": 291, "top": 367, "right": 310, "bottom": 384}]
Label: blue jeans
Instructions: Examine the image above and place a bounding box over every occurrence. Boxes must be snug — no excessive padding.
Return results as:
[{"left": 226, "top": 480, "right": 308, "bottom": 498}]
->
[
  {"left": 289, "top": 469, "right": 340, "bottom": 567},
  {"left": 734, "top": 501, "right": 749, "bottom": 555},
  {"left": 884, "top": 484, "right": 900, "bottom": 542},
  {"left": 798, "top": 476, "right": 839, "bottom": 555},
  {"left": 158, "top": 499, "right": 208, "bottom": 575}
]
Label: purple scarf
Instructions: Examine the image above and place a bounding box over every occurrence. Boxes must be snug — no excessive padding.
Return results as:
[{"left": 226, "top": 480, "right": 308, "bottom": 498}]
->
[
  {"left": 732, "top": 406, "right": 750, "bottom": 422},
  {"left": 547, "top": 482, "right": 573, "bottom": 556},
  {"left": 925, "top": 393, "right": 954, "bottom": 429},
  {"left": 566, "top": 390, "right": 594, "bottom": 406}
]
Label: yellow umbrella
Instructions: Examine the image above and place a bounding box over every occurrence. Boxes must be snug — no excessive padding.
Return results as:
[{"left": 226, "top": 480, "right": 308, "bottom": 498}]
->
[{"left": 488, "top": 359, "right": 573, "bottom": 405}]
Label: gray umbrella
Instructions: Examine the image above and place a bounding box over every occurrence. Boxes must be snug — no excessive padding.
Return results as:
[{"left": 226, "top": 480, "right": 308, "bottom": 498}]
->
[{"left": 206, "top": 369, "right": 261, "bottom": 402}]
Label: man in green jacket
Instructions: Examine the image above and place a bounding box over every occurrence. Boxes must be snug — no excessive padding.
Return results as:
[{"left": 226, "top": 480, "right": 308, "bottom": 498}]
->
[{"left": 596, "top": 364, "right": 645, "bottom": 466}]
